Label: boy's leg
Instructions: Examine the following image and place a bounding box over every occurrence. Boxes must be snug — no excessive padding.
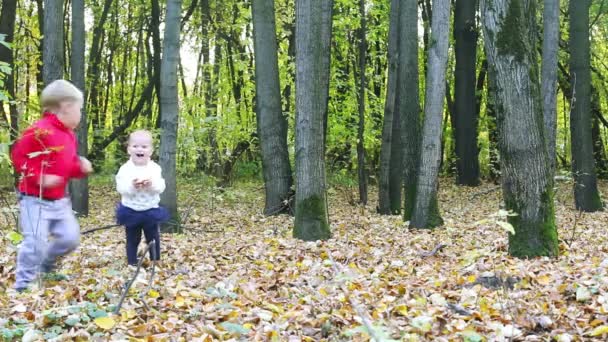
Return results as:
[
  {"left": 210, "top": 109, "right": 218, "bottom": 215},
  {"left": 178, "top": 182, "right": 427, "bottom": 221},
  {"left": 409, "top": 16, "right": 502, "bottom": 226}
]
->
[
  {"left": 45, "top": 198, "right": 80, "bottom": 271},
  {"left": 142, "top": 223, "right": 160, "bottom": 261},
  {"left": 15, "top": 197, "right": 51, "bottom": 290},
  {"left": 125, "top": 225, "right": 143, "bottom": 265}
]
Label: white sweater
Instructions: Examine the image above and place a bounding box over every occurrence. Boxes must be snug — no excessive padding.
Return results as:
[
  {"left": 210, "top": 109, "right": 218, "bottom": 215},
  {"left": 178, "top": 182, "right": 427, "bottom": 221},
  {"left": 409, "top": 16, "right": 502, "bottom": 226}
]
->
[{"left": 115, "top": 159, "right": 166, "bottom": 211}]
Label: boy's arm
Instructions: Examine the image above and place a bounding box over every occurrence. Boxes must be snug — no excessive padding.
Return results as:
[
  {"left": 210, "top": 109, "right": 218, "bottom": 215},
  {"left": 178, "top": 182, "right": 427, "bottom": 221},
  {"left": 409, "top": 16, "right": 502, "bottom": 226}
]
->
[
  {"left": 148, "top": 164, "right": 166, "bottom": 193},
  {"left": 116, "top": 165, "right": 136, "bottom": 195},
  {"left": 11, "top": 128, "right": 54, "bottom": 188}
]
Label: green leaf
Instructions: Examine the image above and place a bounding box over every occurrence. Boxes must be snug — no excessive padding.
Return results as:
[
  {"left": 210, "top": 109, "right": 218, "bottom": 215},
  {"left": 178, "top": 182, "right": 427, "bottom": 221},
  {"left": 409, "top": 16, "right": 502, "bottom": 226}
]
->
[
  {"left": 496, "top": 221, "right": 515, "bottom": 235},
  {"left": 220, "top": 322, "right": 250, "bottom": 335},
  {"left": 460, "top": 330, "right": 484, "bottom": 342},
  {"left": 65, "top": 315, "right": 80, "bottom": 326},
  {"left": 6, "top": 231, "right": 23, "bottom": 245}
]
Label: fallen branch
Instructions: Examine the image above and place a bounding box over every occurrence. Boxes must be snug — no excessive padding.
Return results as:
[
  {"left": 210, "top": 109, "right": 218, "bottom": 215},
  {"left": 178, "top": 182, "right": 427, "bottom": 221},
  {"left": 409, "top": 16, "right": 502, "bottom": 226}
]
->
[
  {"left": 419, "top": 243, "right": 447, "bottom": 258},
  {"left": 82, "top": 224, "right": 122, "bottom": 235},
  {"left": 469, "top": 186, "right": 501, "bottom": 199},
  {"left": 114, "top": 240, "right": 156, "bottom": 314}
]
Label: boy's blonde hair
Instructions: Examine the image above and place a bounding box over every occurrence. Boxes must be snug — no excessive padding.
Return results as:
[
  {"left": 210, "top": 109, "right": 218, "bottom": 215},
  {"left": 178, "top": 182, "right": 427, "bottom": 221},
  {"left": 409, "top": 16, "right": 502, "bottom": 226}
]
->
[{"left": 41, "top": 80, "right": 84, "bottom": 110}]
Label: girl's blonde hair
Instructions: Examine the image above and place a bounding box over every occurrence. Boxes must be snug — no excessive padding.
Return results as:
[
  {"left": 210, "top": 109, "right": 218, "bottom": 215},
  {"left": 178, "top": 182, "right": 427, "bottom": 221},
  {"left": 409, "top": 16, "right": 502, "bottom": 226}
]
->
[{"left": 41, "top": 80, "right": 84, "bottom": 110}]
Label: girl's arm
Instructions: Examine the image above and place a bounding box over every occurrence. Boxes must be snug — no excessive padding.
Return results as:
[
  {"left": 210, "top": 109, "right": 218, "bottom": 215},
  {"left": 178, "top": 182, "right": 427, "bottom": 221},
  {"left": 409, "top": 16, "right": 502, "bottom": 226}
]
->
[
  {"left": 147, "top": 163, "right": 166, "bottom": 193},
  {"left": 115, "top": 164, "right": 136, "bottom": 195}
]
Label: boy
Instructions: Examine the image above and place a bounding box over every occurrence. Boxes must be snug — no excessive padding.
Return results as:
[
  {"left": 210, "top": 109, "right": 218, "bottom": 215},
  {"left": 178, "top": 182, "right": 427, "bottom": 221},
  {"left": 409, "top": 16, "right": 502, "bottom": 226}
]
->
[{"left": 10, "top": 79, "right": 93, "bottom": 292}]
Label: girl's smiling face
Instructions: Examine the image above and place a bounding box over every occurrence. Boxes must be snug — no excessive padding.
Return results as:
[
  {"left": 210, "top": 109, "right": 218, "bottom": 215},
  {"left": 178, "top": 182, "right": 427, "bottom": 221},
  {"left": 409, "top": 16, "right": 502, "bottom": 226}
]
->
[{"left": 127, "top": 131, "right": 153, "bottom": 166}]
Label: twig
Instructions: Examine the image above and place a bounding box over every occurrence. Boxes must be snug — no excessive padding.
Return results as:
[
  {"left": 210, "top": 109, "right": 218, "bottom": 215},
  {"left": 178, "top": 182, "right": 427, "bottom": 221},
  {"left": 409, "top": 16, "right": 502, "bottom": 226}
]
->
[
  {"left": 564, "top": 210, "right": 583, "bottom": 247},
  {"left": 114, "top": 240, "right": 155, "bottom": 314},
  {"left": 81, "top": 224, "right": 122, "bottom": 235},
  {"left": 326, "top": 250, "right": 381, "bottom": 342},
  {"left": 419, "top": 243, "right": 447, "bottom": 257}
]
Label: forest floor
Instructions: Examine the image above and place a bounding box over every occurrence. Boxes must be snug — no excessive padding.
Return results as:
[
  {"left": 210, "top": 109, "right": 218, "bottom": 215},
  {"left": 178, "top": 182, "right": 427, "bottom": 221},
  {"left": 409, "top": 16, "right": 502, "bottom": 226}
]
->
[{"left": 1, "top": 177, "right": 608, "bottom": 341}]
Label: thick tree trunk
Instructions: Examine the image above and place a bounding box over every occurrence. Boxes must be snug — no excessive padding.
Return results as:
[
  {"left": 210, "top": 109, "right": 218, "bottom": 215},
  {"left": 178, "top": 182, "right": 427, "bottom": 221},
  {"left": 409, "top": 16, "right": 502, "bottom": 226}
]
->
[
  {"left": 293, "top": 0, "right": 333, "bottom": 241},
  {"left": 159, "top": 0, "right": 182, "bottom": 232},
  {"left": 542, "top": 0, "right": 559, "bottom": 177},
  {"left": 410, "top": 0, "right": 451, "bottom": 229},
  {"left": 69, "top": 0, "right": 88, "bottom": 216},
  {"left": 569, "top": 0, "right": 603, "bottom": 211},
  {"left": 43, "top": 0, "right": 64, "bottom": 84},
  {"left": 378, "top": 0, "right": 400, "bottom": 215},
  {"left": 356, "top": 0, "right": 368, "bottom": 205},
  {"left": 453, "top": 0, "right": 480, "bottom": 186},
  {"left": 252, "top": 0, "right": 294, "bottom": 216},
  {"left": 400, "top": 0, "right": 421, "bottom": 221},
  {"left": 481, "top": 0, "right": 558, "bottom": 257}
]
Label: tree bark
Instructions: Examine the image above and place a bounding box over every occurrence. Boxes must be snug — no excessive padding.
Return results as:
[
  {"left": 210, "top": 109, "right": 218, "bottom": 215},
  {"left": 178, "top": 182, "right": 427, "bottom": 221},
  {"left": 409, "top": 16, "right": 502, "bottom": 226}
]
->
[
  {"left": 481, "top": 0, "right": 558, "bottom": 257},
  {"left": 453, "top": 0, "right": 480, "bottom": 186},
  {"left": 69, "top": 0, "right": 88, "bottom": 216},
  {"left": 410, "top": 0, "right": 451, "bottom": 229},
  {"left": 293, "top": 0, "right": 333, "bottom": 241},
  {"left": 378, "top": 0, "right": 400, "bottom": 215},
  {"left": 569, "top": 0, "right": 603, "bottom": 211},
  {"left": 542, "top": 0, "right": 559, "bottom": 177},
  {"left": 252, "top": 0, "right": 294, "bottom": 215},
  {"left": 400, "top": 0, "right": 421, "bottom": 221},
  {"left": 159, "top": 0, "right": 182, "bottom": 232},
  {"left": 43, "top": 0, "right": 64, "bottom": 84},
  {"left": 356, "top": 0, "right": 368, "bottom": 205}
]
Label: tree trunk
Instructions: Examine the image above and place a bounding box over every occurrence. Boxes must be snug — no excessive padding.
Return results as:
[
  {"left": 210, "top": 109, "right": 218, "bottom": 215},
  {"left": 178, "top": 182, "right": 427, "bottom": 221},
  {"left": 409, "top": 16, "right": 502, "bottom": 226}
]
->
[
  {"left": 378, "top": 0, "right": 400, "bottom": 215},
  {"left": 400, "top": 0, "right": 421, "bottom": 221},
  {"left": 69, "top": 0, "right": 88, "bottom": 216},
  {"left": 293, "top": 0, "right": 333, "bottom": 241},
  {"left": 481, "top": 0, "right": 558, "bottom": 257},
  {"left": 486, "top": 64, "right": 500, "bottom": 183},
  {"left": 542, "top": 0, "right": 559, "bottom": 177},
  {"left": 43, "top": 0, "right": 64, "bottom": 84},
  {"left": 453, "top": 0, "right": 480, "bottom": 186},
  {"left": 151, "top": 0, "right": 163, "bottom": 114},
  {"left": 0, "top": 0, "right": 18, "bottom": 144},
  {"left": 569, "top": 0, "right": 603, "bottom": 211},
  {"left": 159, "top": 0, "right": 182, "bottom": 232},
  {"left": 410, "top": 0, "right": 450, "bottom": 229},
  {"left": 356, "top": 0, "right": 368, "bottom": 205},
  {"left": 252, "top": 0, "right": 294, "bottom": 216}
]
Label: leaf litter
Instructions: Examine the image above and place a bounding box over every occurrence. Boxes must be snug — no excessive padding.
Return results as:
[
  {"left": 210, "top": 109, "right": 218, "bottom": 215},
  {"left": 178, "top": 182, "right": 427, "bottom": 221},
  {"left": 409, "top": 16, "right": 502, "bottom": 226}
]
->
[{"left": 0, "top": 179, "right": 607, "bottom": 341}]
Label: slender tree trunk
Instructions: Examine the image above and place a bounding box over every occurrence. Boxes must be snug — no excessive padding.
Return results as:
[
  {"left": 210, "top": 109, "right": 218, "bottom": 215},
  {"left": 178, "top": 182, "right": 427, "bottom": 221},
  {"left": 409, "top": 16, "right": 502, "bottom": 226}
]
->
[
  {"left": 293, "top": 0, "right": 333, "bottom": 241},
  {"left": 69, "top": 0, "right": 88, "bottom": 215},
  {"left": 378, "top": 0, "right": 400, "bottom": 215},
  {"left": 592, "top": 112, "right": 608, "bottom": 179},
  {"left": 35, "top": 0, "right": 44, "bottom": 92},
  {"left": 486, "top": 63, "right": 500, "bottom": 183},
  {"left": 481, "top": 0, "right": 558, "bottom": 257},
  {"left": 43, "top": 0, "right": 64, "bottom": 84},
  {"left": 400, "top": 0, "right": 421, "bottom": 221},
  {"left": 0, "top": 0, "right": 18, "bottom": 143},
  {"left": 410, "top": 0, "right": 451, "bottom": 229},
  {"left": 151, "top": 0, "right": 163, "bottom": 113},
  {"left": 569, "top": 0, "right": 603, "bottom": 211},
  {"left": 453, "top": 0, "right": 480, "bottom": 186},
  {"left": 252, "top": 0, "right": 294, "bottom": 215},
  {"left": 356, "top": 0, "right": 368, "bottom": 205},
  {"left": 159, "top": 0, "right": 182, "bottom": 232},
  {"left": 542, "top": 0, "right": 559, "bottom": 177}
]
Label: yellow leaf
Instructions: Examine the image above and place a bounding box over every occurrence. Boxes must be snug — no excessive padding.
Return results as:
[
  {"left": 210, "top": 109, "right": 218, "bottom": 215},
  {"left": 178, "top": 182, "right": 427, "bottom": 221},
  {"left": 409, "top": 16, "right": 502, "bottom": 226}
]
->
[
  {"left": 94, "top": 316, "right": 116, "bottom": 330},
  {"left": 243, "top": 323, "right": 254, "bottom": 330},
  {"left": 319, "top": 288, "right": 328, "bottom": 296},
  {"left": 393, "top": 304, "right": 408, "bottom": 316},
  {"left": 265, "top": 303, "right": 283, "bottom": 314},
  {"left": 175, "top": 296, "right": 185, "bottom": 308},
  {"left": 467, "top": 275, "right": 477, "bottom": 283},
  {"left": 148, "top": 289, "right": 160, "bottom": 298},
  {"left": 536, "top": 275, "right": 551, "bottom": 285},
  {"left": 496, "top": 221, "right": 515, "bottom": 235},
  {"left": 589, "top": 325, "right": 608, "bottom": 336}
]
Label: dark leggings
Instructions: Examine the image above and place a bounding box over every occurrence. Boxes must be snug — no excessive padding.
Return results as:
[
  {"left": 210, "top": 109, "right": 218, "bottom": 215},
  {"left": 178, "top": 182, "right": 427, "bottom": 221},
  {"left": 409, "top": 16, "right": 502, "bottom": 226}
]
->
[{"left": 125, "top": 223, "right": 160, "bottom": 265}]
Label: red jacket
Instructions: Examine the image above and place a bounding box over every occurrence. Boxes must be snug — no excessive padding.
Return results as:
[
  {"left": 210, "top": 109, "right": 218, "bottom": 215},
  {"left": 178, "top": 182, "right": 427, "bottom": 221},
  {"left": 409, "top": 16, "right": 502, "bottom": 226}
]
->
[{"left": 11, "top": 112, "right": 86, "bottom": 200}]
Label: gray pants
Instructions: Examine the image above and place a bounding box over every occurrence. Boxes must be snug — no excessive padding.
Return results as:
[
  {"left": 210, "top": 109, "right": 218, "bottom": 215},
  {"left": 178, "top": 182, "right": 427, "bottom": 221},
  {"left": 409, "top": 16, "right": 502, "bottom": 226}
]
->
[{"left": 15, "top": 195, "right": 80, "bottom": 289}]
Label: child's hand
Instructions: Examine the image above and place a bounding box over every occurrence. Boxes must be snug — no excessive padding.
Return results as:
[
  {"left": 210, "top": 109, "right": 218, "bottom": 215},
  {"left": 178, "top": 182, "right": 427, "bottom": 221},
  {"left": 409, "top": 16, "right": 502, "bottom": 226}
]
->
[
  {"left": 41, "top": 174, "right": 63, "bottom": 188},
  {"left": 79, "top": 157, "right": 93, "bottom": 174},
  {"left": 132, "top": 178, "right": 151, "bottom": 189},
  {"left": 141, "top": 179, "right": 151, "bottom": 188}
]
